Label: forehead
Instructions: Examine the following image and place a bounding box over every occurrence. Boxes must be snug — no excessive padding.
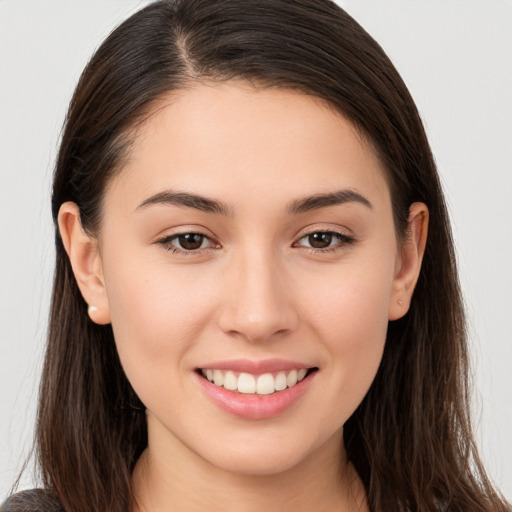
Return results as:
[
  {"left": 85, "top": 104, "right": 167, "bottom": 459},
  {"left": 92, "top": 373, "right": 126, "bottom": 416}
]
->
[{"left": 107, "top": 82, "right": 390, "bottom": 213}]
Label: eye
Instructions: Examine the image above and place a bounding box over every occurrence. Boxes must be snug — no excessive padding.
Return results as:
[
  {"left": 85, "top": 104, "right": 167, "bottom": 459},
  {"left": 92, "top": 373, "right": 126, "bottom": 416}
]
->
[
  {"left": 295, "top": 231, "right": 354, "bottom": 251},
  {"left": 158, "top": 232, "right": 218, "bottom": 253}
]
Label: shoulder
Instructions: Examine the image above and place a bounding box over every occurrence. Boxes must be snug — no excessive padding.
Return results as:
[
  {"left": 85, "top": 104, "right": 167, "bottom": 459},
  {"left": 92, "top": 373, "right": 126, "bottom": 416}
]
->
[{"left": 1, "top": 489, "right": 64, "bottom": 512}]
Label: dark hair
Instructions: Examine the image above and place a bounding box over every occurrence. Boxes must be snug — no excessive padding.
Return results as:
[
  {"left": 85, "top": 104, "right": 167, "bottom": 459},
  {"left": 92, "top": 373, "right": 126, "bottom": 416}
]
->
[{"left": 6, "top": 1, "right": 510, "bottom": 511}]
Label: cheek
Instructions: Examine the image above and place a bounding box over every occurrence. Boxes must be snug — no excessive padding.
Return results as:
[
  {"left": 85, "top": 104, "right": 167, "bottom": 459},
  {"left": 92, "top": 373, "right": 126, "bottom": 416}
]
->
[
  {"left": 298, "top": 254, "right": 395, "bottom": 413},
  {"left": 101, "top": 252, "right": 218, "bottom": 393},
  {"left": 302, "top": 251, "right": 394, "bottom": 345}
]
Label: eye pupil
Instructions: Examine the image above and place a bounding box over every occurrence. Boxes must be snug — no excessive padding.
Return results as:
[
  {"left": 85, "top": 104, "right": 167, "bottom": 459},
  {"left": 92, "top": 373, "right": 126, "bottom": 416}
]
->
[
  {"left": 309, "top": 232, "right": 333, "bottom": 248},
  {"left": 178, "top": 233, "right": 204, "bottom": 250}
]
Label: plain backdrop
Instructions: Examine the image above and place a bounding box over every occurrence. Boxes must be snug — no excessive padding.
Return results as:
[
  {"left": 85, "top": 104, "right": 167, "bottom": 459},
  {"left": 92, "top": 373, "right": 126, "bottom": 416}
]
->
[{"left": 1, "top": 0, "right": 511, "bottom": 501}]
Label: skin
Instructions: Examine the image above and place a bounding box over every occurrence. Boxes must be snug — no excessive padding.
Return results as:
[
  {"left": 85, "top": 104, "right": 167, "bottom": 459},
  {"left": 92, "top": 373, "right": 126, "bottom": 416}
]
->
[{"left": 59, "top": 82, "right": 428, "bottom": 511}]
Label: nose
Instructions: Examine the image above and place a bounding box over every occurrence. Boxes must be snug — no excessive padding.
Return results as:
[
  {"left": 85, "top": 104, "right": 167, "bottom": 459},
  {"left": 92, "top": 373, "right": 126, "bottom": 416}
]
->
[{"left": 216, "top": 247, "right": 299, "bottom": 343}]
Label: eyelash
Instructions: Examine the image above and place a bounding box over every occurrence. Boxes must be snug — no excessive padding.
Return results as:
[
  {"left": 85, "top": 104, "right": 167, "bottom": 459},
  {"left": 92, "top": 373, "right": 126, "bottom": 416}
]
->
[{"left": 156, "top": 230, "right": 355, "bottom": 255}]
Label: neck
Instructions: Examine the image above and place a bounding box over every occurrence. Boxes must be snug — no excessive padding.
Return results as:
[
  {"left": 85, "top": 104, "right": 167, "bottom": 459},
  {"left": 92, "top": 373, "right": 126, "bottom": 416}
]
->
[{"left": 131, "top": 415, "right": 368, "bottom": 512}]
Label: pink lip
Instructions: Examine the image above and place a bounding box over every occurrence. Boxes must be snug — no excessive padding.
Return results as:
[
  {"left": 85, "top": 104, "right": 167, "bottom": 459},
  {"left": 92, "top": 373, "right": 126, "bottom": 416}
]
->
[
  {"left": 195, "top": 367, "right": 317, "bottom": 420},
  {"left": 198, "top": 358, "right": 312, "bottom": 374}
]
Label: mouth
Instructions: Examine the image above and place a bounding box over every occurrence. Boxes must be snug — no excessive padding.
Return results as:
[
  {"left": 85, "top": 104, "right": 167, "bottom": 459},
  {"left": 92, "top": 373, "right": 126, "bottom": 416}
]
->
[
  {"left": 195, "top": 358, "right": 319, "bottom": 419},
  {"left": 196, "top": 367, "right": 319, "bottom": 396}
]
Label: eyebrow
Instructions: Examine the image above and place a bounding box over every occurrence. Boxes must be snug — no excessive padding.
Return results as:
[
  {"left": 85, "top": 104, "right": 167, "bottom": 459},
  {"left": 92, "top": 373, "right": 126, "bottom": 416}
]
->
[
  {"left": 136, "top": 188, "right": 372, "bottom": 215},
  {"left": 287, "top": 189, "right": 372, "bottom": 214},
  {"left": 136, "top": 190, "right": 231, "bottom": 215}
]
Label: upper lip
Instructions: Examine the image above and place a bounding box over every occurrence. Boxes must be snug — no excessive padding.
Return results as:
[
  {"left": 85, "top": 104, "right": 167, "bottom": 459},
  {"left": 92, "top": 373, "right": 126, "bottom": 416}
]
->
[{"left": 198, "top": 358, "right": 314, "bottom": 374}]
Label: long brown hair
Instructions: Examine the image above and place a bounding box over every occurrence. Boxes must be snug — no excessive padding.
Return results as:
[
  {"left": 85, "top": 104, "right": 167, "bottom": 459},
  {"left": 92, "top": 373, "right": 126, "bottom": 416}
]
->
[{"left": 7, "top": 1, "right": 511, "bottom": 511}]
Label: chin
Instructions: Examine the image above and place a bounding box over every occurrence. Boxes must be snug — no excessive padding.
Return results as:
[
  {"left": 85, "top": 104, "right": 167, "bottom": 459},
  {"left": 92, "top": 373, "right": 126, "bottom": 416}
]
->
[
  {"left": 205, "top": 446, "right": 312, "bottom": 476},
  {"left": 194, "top": 427, "right": 337, "bottom": 477}
]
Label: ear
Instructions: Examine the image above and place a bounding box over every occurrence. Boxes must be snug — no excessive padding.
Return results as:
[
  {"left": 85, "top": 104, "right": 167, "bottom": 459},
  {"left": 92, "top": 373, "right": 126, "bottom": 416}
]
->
[
  {"left": 58, "top": 202, "right": 111, "bottom": 325},
  {"left": 388, "top": 202, "right": 429, "bottom": 321}
]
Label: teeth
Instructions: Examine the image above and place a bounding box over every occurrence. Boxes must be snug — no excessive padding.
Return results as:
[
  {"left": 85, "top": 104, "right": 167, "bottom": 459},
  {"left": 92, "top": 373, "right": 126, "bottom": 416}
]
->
[
  {"left": 275, "top": 372, "right": 287, "bottom": 391},
  {"left": 256, "top": 373, "right": 275, "bottom": 395},
  {"left": 223, "top": 370, "right": 238, "bottom": 391},
  {"left": 238, "top": 372, "right": 256, "bottom": 394},
  {"left": 201, "top": 368, "right": 311, "bottom": 395},
  {"left": 213, "top": 369, "right": 224, "bottom": 386},
  {"left": 286, "top": 370, "right": 298, "bottom": 387}
]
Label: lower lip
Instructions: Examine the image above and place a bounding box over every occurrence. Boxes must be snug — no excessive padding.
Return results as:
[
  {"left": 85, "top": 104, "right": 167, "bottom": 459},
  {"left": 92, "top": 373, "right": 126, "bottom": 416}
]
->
[{"left": 195, "top": 370, "right": 316, "bottom": 420}]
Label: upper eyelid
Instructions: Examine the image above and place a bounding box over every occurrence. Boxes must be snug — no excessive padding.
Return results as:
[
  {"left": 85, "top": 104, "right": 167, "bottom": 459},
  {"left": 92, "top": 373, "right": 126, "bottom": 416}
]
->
[
  {"left": 157, "top": 227, "right": 350, "bottom": 239},
  {"left": 294, "top": 226, "right": 353, "bottom": 240},
  {"left": 299, "top": 226, "right": 348, "bottom": 235},
  {"left": 155, "top": 226, "right": 216, "bottom": 241}
]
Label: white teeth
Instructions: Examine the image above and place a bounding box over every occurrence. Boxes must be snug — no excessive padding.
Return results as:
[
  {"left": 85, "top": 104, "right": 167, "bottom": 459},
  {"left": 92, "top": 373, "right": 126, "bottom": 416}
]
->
[
  {"left": 201, "top": 368, "right": 312, "bottom": 395},
  {"left": 286, "top": 369, "right": 298, "bottom": 387},
  {"left": 213, "top": 369, "right": 224, "bottom": 386},
  {"left": 256, "top": 373, "right": 275, "bottom": 395},
  {"left": 275, "top": 372, "right": 287, "bottom": 391},
  {"left": 238, "top": 372, "right": 256, "bottom": 394},
  {"left": 297, "top": 368, "right": 307, "bottom": 381},
  {"left": 223, "top": 370, "right": 238, "bottom": 391}
]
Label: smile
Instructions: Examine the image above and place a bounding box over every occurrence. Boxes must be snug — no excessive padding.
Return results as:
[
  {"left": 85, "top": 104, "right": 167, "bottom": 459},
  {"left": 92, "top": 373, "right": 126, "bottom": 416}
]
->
[{"left": 200, "top": 368, "right": 311, "bottom": 395}]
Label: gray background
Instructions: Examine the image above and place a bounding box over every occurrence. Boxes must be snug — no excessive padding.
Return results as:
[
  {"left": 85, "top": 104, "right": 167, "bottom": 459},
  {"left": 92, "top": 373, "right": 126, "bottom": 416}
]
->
[{"left": 1, "top": 0, "right": 511, "bottom": 500}]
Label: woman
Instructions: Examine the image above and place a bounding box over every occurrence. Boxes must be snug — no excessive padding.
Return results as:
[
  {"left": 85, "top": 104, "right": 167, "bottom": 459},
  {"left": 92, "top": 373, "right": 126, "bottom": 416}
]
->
[{"left": 2, "top": 0, "right": 510, "bottom": 511}]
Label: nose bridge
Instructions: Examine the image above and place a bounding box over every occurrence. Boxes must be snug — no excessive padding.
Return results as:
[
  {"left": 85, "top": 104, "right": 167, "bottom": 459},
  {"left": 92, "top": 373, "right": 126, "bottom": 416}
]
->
[{"left": 217, "top": 242, "right": 297, "bottom": 342}]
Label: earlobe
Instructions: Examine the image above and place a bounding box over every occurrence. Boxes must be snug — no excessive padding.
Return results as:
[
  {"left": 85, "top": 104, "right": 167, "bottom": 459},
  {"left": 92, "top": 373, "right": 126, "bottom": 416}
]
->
[
  {"left": 388, "top": 202, "right": 429, "bottom": 321},
  {"left": 58, "top": 202, "right": 111, "bottom": 325}
]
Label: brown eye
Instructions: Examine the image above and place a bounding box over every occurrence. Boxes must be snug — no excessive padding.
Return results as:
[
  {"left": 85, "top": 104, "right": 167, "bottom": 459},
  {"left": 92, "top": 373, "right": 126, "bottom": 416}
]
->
[
  {"left": 295, "top": 230, "right": 354, "bottom": 252},
  {"left": 307, "top": 232, "right": 333, "bottom": 249},
  {"left": 158, "top": 232, "right": 217, "bottom": 253},
  {"left": 177, "top": 233, "right": 206, "bottom": 250}
]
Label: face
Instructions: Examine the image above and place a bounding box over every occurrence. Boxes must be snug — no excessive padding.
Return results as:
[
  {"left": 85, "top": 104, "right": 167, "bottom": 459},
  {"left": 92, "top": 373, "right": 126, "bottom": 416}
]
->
[{"left": 80, "top": 83, "right": 413, "bottom": 475}]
